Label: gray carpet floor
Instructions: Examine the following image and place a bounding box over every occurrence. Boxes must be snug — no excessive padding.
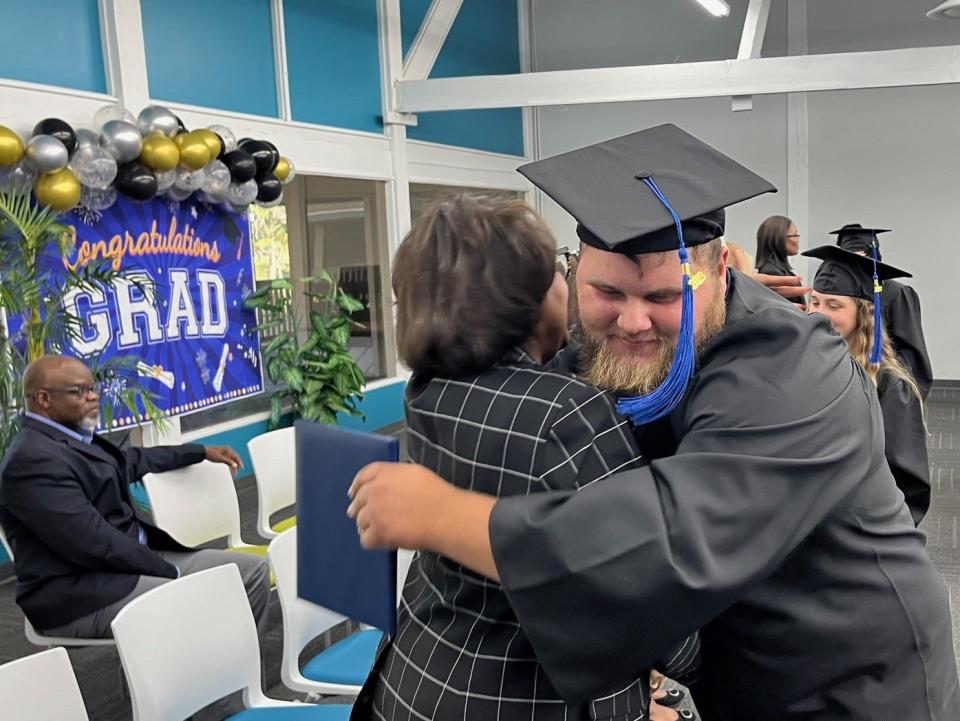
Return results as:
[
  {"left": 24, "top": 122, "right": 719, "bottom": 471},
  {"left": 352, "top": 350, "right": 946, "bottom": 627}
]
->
[{"left": 1, "top": 386, "right": 958, "bottom": 720}]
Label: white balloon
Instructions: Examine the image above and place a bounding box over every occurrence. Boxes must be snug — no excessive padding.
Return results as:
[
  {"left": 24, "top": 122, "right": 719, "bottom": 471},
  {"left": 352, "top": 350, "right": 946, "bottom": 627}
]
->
[
  {"left": 200, "top": 159, "right": 230, "bottom": 200},
  {"left": 227, "top": 178, "right": 257, "bottom": 206},
  {"left": 166, "top": 185, "right": 193, "bottom": 201},
  {"left": 80, "top": 185, "right": 118, "bottom": 211},
  {"left": 93, "top": 104, "right": 136, "bottom": 128},
  {"left": 207, "top": 124, "right": 237, "bottom": 153},
  {"left": 174, "top": 166, "right": 206, "bottom": 192},
  {"left": 155, "top": 168, "right": 177, "bottom": 192},
  {"left": 69, "top": 145, "right": 118, "bottom": 190},
  {"left": 75, "top": 128, "right": 100, "bottom": 150},
  {"left": 0, "top": 160, "right": 38, "bottom": 195}
]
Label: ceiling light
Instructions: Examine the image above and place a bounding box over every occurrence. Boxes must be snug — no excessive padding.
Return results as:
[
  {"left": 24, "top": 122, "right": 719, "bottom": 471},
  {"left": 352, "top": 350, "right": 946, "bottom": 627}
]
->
[
  {"left": 692, "top": 0, "right": 731, "bottom": 18},
  {"left": 928, "top": 0, "right": 960, "bottom": 19}
]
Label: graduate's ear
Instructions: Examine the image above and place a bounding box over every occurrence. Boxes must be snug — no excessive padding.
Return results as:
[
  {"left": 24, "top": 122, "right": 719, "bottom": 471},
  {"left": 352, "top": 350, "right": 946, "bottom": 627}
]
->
[{"left": 717, "top": 242, "right": 730, "bottom": 278}]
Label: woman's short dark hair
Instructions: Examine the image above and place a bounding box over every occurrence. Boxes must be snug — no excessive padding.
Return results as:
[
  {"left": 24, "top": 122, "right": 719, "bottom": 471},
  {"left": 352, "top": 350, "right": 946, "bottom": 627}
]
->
[
  {"left": 755, "top": 215, "right": 794, "bottom": 270},
  {"left": 393, "top": 194, "right": 556, "bottom": 378}
]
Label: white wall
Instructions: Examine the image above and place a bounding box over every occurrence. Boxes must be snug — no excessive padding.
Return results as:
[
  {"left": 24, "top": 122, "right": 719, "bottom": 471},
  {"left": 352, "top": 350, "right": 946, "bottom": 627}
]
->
[{"left": 531, "top": 0, "right": 960, "bottom": 379}]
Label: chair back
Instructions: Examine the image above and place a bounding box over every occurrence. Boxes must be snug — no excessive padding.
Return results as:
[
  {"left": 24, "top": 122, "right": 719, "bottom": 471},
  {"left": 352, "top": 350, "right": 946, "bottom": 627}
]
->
[
  {"left": 0, "top": 647, "right": 89, "bottom": 721},
  {"left": 142, "top": 461, "right": 244, "bottom": 547},
  {"left": 248, "top": 427, "right": 296, "bottom": 538},
  {"left": 111, "top": 564, "right": 263, "bottom": 721}
]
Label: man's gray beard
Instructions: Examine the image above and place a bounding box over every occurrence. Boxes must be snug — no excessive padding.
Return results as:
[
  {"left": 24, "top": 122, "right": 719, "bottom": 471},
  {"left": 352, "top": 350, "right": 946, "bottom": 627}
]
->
[{"left": 579, "top": 288, "right": 727, "bottom": 396}]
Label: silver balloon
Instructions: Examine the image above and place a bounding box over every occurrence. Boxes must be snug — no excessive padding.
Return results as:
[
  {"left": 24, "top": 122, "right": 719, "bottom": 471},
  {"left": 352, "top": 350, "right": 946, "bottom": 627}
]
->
[
  {"left": 80, "top": 185, "right": 118, "bottom": 211},
  {"left": 137, "top": 105, "right": 179, "bottom": 139},
  {"left": 200, "top": 159, "right": 230, "bottom": 201},
  {"left": 227, "top": 178, "right": 257, "bottom": 206},
  {"left": 75, "top": 128, "right": 100, "bottom": 151},
  {"left": 69, "top": 145, "right": 118, "bottom": 190},
  {"left": 207, "top": 124, "right": 237, "bottom": 153},
  {"left": 93, "top": 104, "right": 136, "bottom": 128},
  {"left": 99, "top": 120, "right": 142, "bottom": 163},
  {"left": 166, "top": 185, "right": 193, "bottom": 202},
  {"left": 174, "top": 166, "right": 206, "bottom": 192},
  {"left": 155, "top": 168, "right": 177, "bottom": 192},
  {"left": 0, "top": 160, "right": 38, "bottom": 194},
  {"left": 25, "top": 135, "right": 68, "bottom": 174},
  {"left": 257, "top": 193, "right": 284, "bottom": 208}
]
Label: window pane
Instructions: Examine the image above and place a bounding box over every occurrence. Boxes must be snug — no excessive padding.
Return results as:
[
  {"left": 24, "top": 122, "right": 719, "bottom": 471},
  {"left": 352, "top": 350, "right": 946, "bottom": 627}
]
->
[{"left": 304, "top": 176, "right": 392, "bottom": 382}]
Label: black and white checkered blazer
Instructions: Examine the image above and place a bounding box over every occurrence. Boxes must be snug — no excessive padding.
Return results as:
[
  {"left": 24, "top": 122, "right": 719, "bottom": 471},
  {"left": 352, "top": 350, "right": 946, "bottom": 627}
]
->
[{"left": 359, "top": 348, "right": 698, "bottom": 721}]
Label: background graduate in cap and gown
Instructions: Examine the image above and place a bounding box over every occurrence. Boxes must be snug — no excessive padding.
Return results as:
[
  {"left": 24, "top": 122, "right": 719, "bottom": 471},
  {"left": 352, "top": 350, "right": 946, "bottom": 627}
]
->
[
  {"left": 349, "top": 124, "right": 960, "bottom": 721},
  {"left": 805, "top": 245, "right": 930, "bottom": 525},
  {"left": 832, "top": 224, "right": 933, "bottom": 397}
]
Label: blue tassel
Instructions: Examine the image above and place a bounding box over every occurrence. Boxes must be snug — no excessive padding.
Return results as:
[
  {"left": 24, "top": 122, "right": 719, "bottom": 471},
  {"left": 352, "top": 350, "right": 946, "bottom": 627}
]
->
[
  {"left": 868, "top": 241, "right": 883, "bottom": 364},
  {"left": 615, "top": 178, "right": 697, "bottom": 425}
]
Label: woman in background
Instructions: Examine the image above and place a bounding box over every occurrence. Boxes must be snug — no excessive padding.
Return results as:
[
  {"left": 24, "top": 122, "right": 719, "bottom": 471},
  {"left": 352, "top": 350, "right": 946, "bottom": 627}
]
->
[
  {"left": 804, "top": 245, "right": 930, "bottom": 525},
  {"left": 754, "top": 215, "right": 800, "bottom": 276}
]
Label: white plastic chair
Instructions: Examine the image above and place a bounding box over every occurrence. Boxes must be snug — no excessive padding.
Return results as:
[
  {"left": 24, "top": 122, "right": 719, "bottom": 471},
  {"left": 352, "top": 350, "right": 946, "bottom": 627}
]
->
[
  {"left": 268, "top": 528, "right": 383, "bottom": 697},
  {"left": 111, "top": 564, "right": 351, "bottom": 721},
  {"left": 0, "top": 525, "right": 114, "bottom": 648},
  {"left": 142, "top": 461, "right": 268, "bottom": 565},
  {"left": 248, "top": 427, "right": 296, "bottom": 539},
  {"left": 0, "top": 647, "right": 89, "bottom": 721}
]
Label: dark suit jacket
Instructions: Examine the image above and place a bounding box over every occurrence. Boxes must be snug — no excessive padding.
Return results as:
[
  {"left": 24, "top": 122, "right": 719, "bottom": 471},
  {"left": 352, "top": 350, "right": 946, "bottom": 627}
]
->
[{"left": 0, "top": 416, "right": 206, "bottom": 629}]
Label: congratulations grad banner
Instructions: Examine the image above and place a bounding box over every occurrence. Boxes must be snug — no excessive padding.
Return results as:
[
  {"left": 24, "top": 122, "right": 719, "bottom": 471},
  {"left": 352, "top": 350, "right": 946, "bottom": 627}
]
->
[{"left": 18, "top": 195, "right": 263, "bottom": 429}]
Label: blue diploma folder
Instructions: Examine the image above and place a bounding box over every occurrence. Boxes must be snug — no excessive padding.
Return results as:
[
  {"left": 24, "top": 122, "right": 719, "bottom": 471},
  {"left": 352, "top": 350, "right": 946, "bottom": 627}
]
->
[{"left": 295, "top": 419, "right": 399, "bottom": 635}]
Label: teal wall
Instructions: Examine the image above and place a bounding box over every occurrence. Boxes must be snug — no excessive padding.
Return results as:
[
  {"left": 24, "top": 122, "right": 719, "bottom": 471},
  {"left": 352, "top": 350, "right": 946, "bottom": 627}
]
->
[{"left": 0, "top": 0, "right": 106, "bottom": 93}]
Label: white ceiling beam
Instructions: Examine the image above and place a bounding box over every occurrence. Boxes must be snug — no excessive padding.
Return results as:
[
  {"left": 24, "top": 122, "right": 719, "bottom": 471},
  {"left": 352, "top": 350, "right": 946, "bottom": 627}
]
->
[
  {"left": 401, "top": 0, "right": 463, "bottom": 82},
  {"left": 732, "top": 0, "right": 772, "bottom": 111},
  {"left": 396, "top": 44, "right": 960, "bottom": 113}
]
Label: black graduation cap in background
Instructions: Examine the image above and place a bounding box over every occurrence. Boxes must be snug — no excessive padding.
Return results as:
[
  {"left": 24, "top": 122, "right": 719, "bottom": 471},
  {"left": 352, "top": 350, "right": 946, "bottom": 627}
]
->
[
  {"left": 803, "top": 245, "right": 911, "bottom": 301},
  {"left": 517, "top": 123, "right": 777, "bottom": 256},
  {"left": 831, "top": 223, "right": 891, "bottom": 260}
]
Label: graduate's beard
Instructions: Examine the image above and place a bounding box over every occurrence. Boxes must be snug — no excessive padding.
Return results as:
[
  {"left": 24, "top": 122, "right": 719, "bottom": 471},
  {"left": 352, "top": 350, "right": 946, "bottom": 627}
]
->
[{"left": 580, "top": 286, "right": 727, "bottom": 396}]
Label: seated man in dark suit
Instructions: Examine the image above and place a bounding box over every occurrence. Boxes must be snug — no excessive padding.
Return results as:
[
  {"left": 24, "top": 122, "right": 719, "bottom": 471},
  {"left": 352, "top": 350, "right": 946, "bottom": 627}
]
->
[{"left": 0, "top": 354, "right": 270, "bottom": 639}]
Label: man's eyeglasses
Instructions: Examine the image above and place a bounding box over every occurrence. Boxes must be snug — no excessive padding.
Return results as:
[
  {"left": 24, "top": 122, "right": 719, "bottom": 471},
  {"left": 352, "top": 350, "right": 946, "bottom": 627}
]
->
[
  {"left": 556, "top": 249, "right": 578, "bottom": 279},
  {"left": 39, "top": 383, "right": 101, "bottom": 398}
]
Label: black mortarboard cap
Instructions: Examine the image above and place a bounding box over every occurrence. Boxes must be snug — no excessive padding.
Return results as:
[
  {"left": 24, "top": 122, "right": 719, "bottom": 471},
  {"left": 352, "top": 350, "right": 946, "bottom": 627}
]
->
[
  {"left": 804, "top": 245, "right": 910, "bottom": 301},
  {"left": 517, "top": 123, "right": 777, "bottom": 255},
  {"left": 831, "top": 223, "right": 891, "bottom": 258}
]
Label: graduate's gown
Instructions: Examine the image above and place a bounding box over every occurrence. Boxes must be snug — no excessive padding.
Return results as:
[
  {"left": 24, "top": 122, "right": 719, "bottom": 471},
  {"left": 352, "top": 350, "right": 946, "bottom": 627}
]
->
[
  {"left": 490, "top": 270, "right": 959, "bottom": 721},
  {"left": 877, "top": 369, "right": 930, "bottom": 525},
  {"left": 882, "top": 279, "right": 933, "bottom": 399}
]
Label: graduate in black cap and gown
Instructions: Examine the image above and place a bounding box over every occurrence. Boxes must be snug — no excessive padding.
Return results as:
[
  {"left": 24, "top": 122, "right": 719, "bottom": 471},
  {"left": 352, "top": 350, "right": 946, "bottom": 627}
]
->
[
  {"left": 805, "top": 245, "right": 930, "bottom": 524},
  {"left": 348, "top": 124, "right": 960, "bottom": 721},
  {"left": 833, "top": 224, "right": 933, "bottom": 397}
]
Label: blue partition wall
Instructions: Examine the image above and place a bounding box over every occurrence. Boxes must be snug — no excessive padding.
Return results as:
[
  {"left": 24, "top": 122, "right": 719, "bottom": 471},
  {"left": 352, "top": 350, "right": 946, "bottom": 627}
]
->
[
  {"left": 141, "top": 0, "right": 279, "bottom": 117},
  {"left": 401, "top": 0, "right": 525, "bottom": 156},
  {"left": 0, "top": 0, "right": 106, "bottom": 93}
]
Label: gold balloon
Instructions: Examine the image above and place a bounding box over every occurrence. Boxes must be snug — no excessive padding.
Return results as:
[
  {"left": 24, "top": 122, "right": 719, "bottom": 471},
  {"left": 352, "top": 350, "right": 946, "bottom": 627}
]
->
[
  {"left": 274, "top": 157, "right": 291, "bottom": 182},
  {"left": 34, "top": 168, "right": 81, "bottom": 212},
  {"left": 139, "top": 135, "right": 180, "bottom": 172},
  {"left": 173, "top": 132, "right": 188, "bottom": 149},
  {"left": 194, "top": 129, "right": 222, "bottom": 161},
  {"left": 0, "top": 125, "right": 25, "bottom": 167},
  {"left": 177, "top": 132, "right": 211, "bottom": 170}
]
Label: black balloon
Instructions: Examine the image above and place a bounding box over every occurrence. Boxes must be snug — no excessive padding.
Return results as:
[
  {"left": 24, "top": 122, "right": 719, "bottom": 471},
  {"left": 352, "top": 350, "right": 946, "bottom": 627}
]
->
[
  {"left": 223, "top": 149, "right": 257, "bottom": 183},
  {"left": 175, "top": 115, "right": 188, "bottom": 135},
  {"left": 33, "top": 118, "right": 77, "bottom": 156},
  {"left": 260, "top": 139, "right": 280, "bottom": 172},
  {"left": 256, "top": 173, "right": 282, "bottom": 203},
  {"left": 239, "top": 139, "right": 274, "bottom": 174},
  {"left": 116, "top": 161, "right": 158, "bottom": 201}
]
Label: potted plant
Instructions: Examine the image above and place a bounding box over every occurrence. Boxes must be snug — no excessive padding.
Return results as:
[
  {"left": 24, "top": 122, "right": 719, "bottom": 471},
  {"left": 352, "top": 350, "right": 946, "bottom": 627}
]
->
[{"left": 243, "top": 270, "right": 366, "bottom": 429}]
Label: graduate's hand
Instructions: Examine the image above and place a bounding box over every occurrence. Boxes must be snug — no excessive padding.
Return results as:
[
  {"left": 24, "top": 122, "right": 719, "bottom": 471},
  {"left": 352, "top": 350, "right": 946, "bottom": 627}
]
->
[
  {"left": 349, "top": 462, "right": 501, "bottom": 580},
  {"left": 348, "top": 462, "right": 455, "bottom": 550},
  {"left": 204, "top": 445, "right": 244, "bottom": 475},
  {"left": 752, "top": 273, "right": 811, "bottom": 310}
]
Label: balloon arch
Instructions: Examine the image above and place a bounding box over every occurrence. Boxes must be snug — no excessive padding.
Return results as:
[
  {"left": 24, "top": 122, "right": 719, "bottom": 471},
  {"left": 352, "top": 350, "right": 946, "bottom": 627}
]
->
[{"left": 0, "top": 104, "right": 295, "bottom": 215}]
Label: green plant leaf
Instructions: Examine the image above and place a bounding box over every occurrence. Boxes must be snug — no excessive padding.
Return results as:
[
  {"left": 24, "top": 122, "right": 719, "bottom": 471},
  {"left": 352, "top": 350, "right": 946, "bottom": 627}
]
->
[
  {"left": 270, "top": 393, "right": 282, "bottom": 430},
  {"left": 337, "top": 288, "right": 365, "bottom": 313},
  {"left": 270, "top": 278, "right": 294, "bottom": 291},
  {"left": 266, "top": 355, "right": 285, "bottom": 384},
  {"left": 281, "top": 367, "right": 304, "bottom": 391},
  {"left": 264, "top": 332, "right": 292, "bottom": 355}
]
